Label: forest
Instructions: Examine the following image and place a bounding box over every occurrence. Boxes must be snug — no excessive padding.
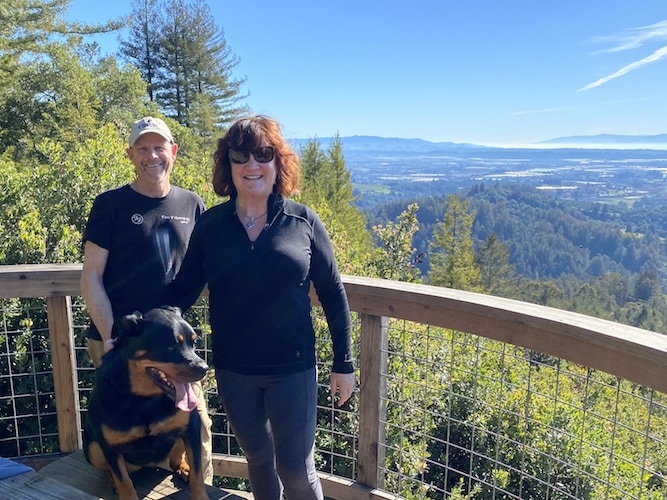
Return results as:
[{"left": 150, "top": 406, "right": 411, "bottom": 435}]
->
[
  {"left": 2, "top": 1, "right": 667, "bottom": 498},
  {"left": 365, "top": 183, "right": 667, "bottom": 334}
]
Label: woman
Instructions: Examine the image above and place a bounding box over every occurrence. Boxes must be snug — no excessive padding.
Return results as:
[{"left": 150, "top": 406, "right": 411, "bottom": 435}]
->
[{"left": 168, "top": 115, "right": 355, "bottom": 499}]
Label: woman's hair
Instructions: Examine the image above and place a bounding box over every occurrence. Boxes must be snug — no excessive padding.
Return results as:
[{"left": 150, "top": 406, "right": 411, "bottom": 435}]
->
[{"left": 212, "top": 115, "right": 300, "bottom": 198}]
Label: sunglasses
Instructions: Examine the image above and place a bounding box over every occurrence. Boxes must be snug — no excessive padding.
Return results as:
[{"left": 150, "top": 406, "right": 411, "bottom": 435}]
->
[{"left": 229, "top": 146, "right": 275, "bottom": 164}]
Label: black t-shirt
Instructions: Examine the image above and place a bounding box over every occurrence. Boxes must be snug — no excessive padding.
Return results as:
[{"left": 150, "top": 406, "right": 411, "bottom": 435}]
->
[{"left": 83, "top": 184, "right": 205, "bottom": 339}]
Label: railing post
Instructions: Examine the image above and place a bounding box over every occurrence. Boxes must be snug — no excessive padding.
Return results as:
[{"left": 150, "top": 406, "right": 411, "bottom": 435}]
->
[
  {"left": 46, "top": 295, "right": 82, "bottom": 452},
  {"left": 357, "top": 313, "right": 388, "bottom": 489}
]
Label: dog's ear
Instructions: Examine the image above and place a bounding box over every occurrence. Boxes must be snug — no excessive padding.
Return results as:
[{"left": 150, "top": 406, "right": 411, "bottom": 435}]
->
[
  {"left": 110, "top": 311, "right": 143, "bottom": 340},
  {"left": 159, "top": 305, "right": 182, "bottom": 317}
]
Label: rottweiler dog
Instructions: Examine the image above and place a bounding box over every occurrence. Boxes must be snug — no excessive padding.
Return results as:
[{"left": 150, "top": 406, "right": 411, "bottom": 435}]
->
[{"left": 84, "top": 306, "right": 209, "bottom": 500}]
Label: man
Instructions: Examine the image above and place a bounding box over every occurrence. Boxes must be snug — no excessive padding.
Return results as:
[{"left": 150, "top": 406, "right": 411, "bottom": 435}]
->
[{"left": 80, "top": 116, "right": 213, "bottom": 484}]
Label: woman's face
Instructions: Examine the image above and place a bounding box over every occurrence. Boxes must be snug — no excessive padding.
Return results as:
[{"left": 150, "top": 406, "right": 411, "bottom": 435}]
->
[{"left": 229, "top": 144, "right": 278, "bottom": 200}]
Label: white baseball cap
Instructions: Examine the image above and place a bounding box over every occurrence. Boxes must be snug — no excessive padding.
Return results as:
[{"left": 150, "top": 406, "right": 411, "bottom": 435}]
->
[{"left": 128, "top": 117, "right": 174, "bottom": 146}]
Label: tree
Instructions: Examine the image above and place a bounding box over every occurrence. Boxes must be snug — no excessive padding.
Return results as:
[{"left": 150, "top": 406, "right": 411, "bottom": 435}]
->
[
  {"left": 0, "top": 0, "right": 123, "bottom": 83},
  {"left": 428, "top": 195, "right": 481, "bottom": 291},
  {"left": 0, "top": 125, "right": 133, "bottom": 265},
  {"left": 634, "top": 267, "right": 660, "bottom": 302},
  {"left": 0, "top": 1, "right": 134, "bottom": 160},
  {"left": 475, "top": 233, "right": 516, "bottom": 297},
  {"left": 120, "top": 0, "right": 247, "bottom": 134},
  {"left": 298, "top": 136, "right": 373, "bottom": 275},
  {"left": 0, "top": 0, "right": 69, "bottom": 79},
  {"left": 371, "top": 203, "right": 422, "bottom": 282},
  {"left": 119, "top": 0, "right": 163, "bottom": 102},
  {"left": 0, "top": 43, "right": 147, "bottom": 160},
  {"left": 299, "top": 137, "right": 329, "bottom": 198}
]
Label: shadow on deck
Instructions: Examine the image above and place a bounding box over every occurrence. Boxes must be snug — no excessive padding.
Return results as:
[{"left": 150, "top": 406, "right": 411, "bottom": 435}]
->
[{"left": 4, "top": 451, "right": 253, "bottom": 499}]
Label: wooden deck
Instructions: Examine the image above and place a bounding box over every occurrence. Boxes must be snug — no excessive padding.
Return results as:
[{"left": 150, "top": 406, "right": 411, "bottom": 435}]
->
[{"left": 2, "top": 451, "right": 253, "bottom": 499}]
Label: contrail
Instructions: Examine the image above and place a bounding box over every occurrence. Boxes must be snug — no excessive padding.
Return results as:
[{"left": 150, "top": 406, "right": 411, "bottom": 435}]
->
[
  {"left": 579, "top": 45, "right": 667, "bottom": 91},
  {"left": 579, "top": 20, "right": 667, "bottom": 91}
]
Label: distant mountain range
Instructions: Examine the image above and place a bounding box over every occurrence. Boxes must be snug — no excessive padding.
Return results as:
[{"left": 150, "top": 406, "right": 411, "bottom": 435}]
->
[
  {"left": 291, "top": 135, "right": 479, "bottom": 153},
  {"left": 291, "top": 133, "right": 667, "bottom": 152},
  {"left": 538, "top": 133, "right": 667, "bottom": 146}
]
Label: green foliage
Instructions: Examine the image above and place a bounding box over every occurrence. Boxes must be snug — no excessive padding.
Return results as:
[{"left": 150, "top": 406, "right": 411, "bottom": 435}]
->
[
  {"left": 84, "top": 54, "right": 151, "bottom": 128},
  {"left": 466, "top": 183, "right": 663, "bottom": 280},
  {"left": 371, "top": 203, "right": 422, "bottom": 282},
  {"left": 0, "top": 126, "right": 133, "bottom": 265},
  {"left": 297, "top": 136, "right": 374, "bottom": 276},
  {"left": 368, "top": 184, "right": 667, "bottom": 333},
  {"left": 367, "top": 182, "right": 667, "bottom": 286},
  {"left": 0, "top": 0, "right": 69, "bottom": 79},
  {"left": 0, "top": 41, "right": 148, "bottom": 161},
  {"left": 475, "top": 233, "right": 516, "bottom": 297},
  {"left": 428, "top": 195, "right": 481, "bottom": 291},
  {"left": 120, "top": 0, "right": 247, "bottom": 132}
]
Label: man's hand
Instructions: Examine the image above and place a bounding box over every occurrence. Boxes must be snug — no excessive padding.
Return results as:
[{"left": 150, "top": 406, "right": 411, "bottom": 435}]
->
[
  {"left": 103, "top": 338, "right": 116, "bottom": 353},
  {"left": 330, "top": 372, "right": 355, "bottom": 406}
]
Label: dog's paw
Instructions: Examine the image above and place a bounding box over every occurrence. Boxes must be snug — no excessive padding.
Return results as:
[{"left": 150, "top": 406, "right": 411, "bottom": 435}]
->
[{"left": 174, "top": 459, "right": 191, "bottom": 484}]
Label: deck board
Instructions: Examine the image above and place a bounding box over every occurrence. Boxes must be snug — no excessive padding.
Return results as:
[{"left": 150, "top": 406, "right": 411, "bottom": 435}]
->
[
  {"left": 0, "top": 469, "right": 99, "bottom": 499},
  {"left": 38, "top": 450, "right": 253, "bottom": 499}
]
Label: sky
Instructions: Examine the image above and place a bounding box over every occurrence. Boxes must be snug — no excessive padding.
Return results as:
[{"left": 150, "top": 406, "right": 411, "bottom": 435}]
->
[{"left": 66, "top": 0, "right": 667, "bottom": 147}]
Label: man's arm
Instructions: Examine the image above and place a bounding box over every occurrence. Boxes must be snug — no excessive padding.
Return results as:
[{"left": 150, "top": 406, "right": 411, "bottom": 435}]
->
[{"left": 80, "top": 241, "right": 114, "bottom": 345}]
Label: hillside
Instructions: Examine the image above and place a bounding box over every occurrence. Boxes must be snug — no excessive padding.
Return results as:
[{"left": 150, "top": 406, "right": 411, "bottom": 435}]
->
[{"left": 365, "top": 183, "right": 667, "bottom": 283}]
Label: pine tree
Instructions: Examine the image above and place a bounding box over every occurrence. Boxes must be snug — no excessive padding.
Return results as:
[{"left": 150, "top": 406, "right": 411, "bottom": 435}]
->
[
  {"left": 298, "top": 136, "right": 373, "bottom": 274},
  {"left": 475, "top": 233, "right": 516, "bottom": 297},
  {"left": 1, "top": 0, "right": 121, "bottom": 83},
  {"left": 119, "top": 0, "right": 164, "bottom": 102},
  {"left": 0, "top": 0, "right": 69, "bottom": 77},
  {"left": 428, "top": 195, "right": 481, "bottom": 291},
  {"left": 120, "top": 0, "right": 246, "bottom": 133}
]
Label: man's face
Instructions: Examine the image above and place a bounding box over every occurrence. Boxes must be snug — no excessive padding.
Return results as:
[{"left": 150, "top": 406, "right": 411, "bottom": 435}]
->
[{"left": 127, "top": 133, "right": 178, "bottom": 186}]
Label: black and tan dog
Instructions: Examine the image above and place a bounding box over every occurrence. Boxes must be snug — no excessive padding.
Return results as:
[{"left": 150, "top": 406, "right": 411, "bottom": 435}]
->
[{"left": 84, "top": 306, "right": 209, "bottom": 500}]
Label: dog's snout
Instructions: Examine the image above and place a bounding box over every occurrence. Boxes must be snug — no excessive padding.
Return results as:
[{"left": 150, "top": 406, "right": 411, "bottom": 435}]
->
[{"left": 193, "top": 359, "right": 209, "bottom": 378}]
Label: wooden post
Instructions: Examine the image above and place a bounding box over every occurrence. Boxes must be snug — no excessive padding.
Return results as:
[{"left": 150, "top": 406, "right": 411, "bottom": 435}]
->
[
  {"left": 357, "top": 313, "right": 388, "bottom": 489},
  {"left": 46, "top": 295, "right": 81, "bottom": 452}
]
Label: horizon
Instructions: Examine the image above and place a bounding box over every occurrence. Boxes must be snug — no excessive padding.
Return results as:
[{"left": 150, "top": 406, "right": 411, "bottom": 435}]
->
[
  {"left": 66, "top": 0, "right": 667, "bottom": 147},
  {"left": 291, "top": 133, "right": 667, "bottom": 152}
]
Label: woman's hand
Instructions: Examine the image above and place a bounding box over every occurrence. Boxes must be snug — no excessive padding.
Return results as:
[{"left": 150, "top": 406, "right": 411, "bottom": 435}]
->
[{"left": 330, "top": 372, "right": 356, "bottom": 406}]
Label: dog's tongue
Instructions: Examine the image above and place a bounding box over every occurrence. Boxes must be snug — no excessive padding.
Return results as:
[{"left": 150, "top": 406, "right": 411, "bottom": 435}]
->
[{"left": 174, "top": 382, "right": 199, "bottom": 412}]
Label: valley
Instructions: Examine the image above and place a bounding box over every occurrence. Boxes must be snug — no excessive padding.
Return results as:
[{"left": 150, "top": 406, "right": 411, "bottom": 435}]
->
[{"left": 310, "top": 138, "right": 667, "bottom": 209}]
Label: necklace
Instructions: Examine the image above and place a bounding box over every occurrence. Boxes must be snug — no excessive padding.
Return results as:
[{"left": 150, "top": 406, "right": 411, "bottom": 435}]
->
[{"left": 242, "top": 210, "right": 267, "bottom": 229}]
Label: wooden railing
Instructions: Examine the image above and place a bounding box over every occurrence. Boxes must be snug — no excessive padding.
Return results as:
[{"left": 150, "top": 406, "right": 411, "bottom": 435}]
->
[{"left": 2, "top": 264, "right": 667, "bottom": 499}]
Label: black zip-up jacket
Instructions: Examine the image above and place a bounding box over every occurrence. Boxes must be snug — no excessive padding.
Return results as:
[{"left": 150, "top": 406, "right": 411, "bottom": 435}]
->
[{"left": 167, "top": 194, "right": 354, "bottom": 376}]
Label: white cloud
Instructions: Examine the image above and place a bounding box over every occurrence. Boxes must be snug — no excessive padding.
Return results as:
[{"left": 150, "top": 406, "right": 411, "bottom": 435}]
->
[
  {"left": 592, "top": 20, "right": 667, "bottom": 53},
  {"left": 580, "top": 20, "right": 667, "bottom": 91}
]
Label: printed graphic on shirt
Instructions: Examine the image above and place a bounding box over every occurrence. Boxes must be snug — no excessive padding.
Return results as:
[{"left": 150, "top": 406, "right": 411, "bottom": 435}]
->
[
  {"left": 161, "top": 215, "right": 192, "bottom": 224},
  {"left": 154, "top": 222, "right": 179, "bottom": 284}
]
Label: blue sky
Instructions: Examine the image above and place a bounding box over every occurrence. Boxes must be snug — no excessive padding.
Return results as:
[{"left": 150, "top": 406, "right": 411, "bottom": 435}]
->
[{"left": 67, "top": 1, "right": 666, "bottom": 147}]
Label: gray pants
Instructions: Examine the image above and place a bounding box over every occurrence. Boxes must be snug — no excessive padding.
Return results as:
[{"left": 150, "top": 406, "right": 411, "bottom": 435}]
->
[{"left": 215, "top": 368, "right": 323, "bottom": 500}]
